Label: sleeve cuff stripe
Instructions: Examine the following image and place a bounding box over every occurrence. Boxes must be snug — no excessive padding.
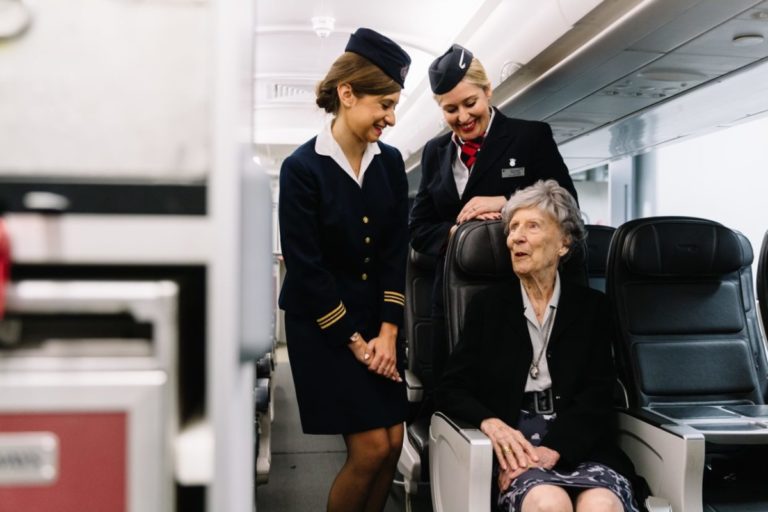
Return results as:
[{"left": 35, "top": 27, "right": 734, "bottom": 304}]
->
[
  {"left": 317, "top": 302, "right": 345, "bottom": 324},
  {"left": 383, "top": 291, "right": 405, "bottom": 300},
  {"left": 384, "top": 297, "right": 405, "bottom": 306},
  {"left": 318, "top": 305, "right": 346, "bottom": 329}
]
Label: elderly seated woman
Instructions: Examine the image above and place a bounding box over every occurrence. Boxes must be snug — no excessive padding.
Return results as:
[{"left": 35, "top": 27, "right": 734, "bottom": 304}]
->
[{"left": 436, "top": 180, "right": 645, "bottom": 512}]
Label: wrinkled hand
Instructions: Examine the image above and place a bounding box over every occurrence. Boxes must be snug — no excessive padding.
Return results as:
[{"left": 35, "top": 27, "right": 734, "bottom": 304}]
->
[
  {"left": 497, "top": 445, "right": 560, "bottom": 491},
  {"left": 480, "top": 418, "right": 539, "bottom": 473},
  {"left": 456, "top": 196, "right": 507, "bottom": 224},
  {"left": 366, "top": 334, "right": 402, "bottom": 382}
]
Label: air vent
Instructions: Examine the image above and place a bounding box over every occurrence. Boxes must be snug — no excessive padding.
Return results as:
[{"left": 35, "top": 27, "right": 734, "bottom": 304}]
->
[{"left": 270, "top": 83, "right": 314, "bottom": 102}]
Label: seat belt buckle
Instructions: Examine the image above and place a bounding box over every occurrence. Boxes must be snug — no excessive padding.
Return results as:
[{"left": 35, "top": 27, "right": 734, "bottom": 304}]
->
[{"left": 534, "top": 388, "right": 554, "bottom": 415}]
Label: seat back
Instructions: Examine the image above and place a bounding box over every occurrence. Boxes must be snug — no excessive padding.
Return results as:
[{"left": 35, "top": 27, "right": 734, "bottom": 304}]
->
[
  {"left": 585, "top": 224, "right": 615, "bottom": 292},
  {"left": 758, "top": 230, "right": 768, "bottom": 341},
  {"left": 443, "top": 221, "right": 515, "bottom": 352},
  {"left": 606, "top": 216, "right": 767, "bottom": 407},
  {"left": 405, "top": 246, "right": 437, "bottom": 389}
]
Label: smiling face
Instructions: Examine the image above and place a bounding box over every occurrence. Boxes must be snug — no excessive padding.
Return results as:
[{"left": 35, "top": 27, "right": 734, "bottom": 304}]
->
[
  {"left": 340, "top": 85, "right": 401, "bottom": 143},
  {"left": 437, "top": 80, "right": 492, "bottom": 140},
  {"left": 506, "top": 206, "right": 569, "bottom": 279}
]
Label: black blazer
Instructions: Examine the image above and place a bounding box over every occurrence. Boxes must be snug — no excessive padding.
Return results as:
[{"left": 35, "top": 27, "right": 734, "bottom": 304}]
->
[
  {"left": 436, "top": 278, "right": 637, "bottom": 480},
  {"left": 409, "top": 109, "right": 577, "bottom": 259},
  {"left": 278, "top": 138, "right": 409, "bottom": 345}
]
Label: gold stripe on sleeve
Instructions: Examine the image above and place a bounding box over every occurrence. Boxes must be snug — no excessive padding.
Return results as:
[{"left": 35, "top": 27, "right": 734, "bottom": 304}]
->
[
  {"left": 317, "top": 302, "right": 347, "bottom": 329},
  {"left": 383, "top": 291, "right": 405, "bottom": 306}
]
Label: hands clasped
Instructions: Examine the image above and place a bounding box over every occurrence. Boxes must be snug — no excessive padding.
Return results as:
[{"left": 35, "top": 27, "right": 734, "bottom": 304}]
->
[
  {"left": 480, "top": 417, "right": 561, "bottom": 491},
  {"left": 348, "top": 334, "right": 402, "bottom": 382}
]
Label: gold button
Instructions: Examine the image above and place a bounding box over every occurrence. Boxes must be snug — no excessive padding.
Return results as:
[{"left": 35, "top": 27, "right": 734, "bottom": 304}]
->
[
  {"left": 364, "top": 257, "right": 371, "bottom": 263},
  {"left": 362, "top": 216, "right": 369, "bottom": 224},
  {"left": 364, "top": 237, "right": 371, "bottom": 244},
  {"left": 361, "top": 273, "right": 368, "bottom": 280}
]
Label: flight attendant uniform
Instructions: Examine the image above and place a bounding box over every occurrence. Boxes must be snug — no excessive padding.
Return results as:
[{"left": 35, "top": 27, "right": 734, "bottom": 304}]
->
[
  {"left": 278, "top": 119, "right": 409, "bottom": 435},
  {"left": 409, "top": 44, "right": 580, "bottom": 388}
]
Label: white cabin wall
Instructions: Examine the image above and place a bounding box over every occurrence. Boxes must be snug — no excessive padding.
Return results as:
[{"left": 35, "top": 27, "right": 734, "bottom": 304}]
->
[{"left": 636, "top": 112, "right": 768, "bottom": 272}]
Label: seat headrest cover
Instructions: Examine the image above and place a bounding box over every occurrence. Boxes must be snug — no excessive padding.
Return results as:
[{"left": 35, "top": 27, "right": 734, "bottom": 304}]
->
[
  {"left": 623, "top": 221, "right": 752, "bottom": 276},
  {"left": 455, "top": 221, "right": 514, "bottom": 278}
]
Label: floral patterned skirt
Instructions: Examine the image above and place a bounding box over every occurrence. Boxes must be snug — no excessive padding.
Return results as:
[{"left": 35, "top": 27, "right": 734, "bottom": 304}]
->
[{"left": 497, "top": 410, "right": 640, "bottom": 512}]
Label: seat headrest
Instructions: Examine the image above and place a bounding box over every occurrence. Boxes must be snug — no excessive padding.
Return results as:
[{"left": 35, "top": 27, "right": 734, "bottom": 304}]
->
[
  {"left": 623, "top": 220, "right": 752, "bottom": 276},
  {"left": 454, "top": 221, "right": 514, "bottom": 278},
  {"left": 586, "top": 225, "right": 615, "bottom": 274}
]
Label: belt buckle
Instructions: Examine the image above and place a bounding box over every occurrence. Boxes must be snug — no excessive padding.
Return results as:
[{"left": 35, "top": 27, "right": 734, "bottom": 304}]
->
[{"left": 534, "top": 389, "right": 554, "bottom": 415}]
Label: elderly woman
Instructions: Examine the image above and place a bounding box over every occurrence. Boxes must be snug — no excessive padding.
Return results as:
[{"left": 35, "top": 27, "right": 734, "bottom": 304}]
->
[{"left": 436, "top": 180, "right": 644, "bottom": 512}]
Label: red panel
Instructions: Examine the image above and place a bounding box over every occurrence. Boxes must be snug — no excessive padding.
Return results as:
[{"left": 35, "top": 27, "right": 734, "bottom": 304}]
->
[{"left": 0, "top": 412, "right": 126, "bottom": 512}]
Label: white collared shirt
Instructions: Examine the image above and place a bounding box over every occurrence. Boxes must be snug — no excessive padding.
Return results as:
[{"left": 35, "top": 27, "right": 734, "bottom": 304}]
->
[
  {"left": 521, "top": 272, "right": 561, "bottom": 392},
  {"left": 451, "top": 108, "right": 496, "bottom": 198},
  {"left": 315, "top": 116, "right": 380, "bottom": 188}
]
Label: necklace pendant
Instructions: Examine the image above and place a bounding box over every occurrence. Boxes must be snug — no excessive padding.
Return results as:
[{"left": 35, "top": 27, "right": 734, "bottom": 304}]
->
[{"left": 529, "top": 365, "right": 539, "bottom": 379}]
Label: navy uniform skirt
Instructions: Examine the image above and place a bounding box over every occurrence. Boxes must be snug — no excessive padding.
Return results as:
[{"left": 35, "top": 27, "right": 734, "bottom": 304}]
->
[
  {"left": 284, "top": 313, "right": 408, "bottom": 435},
  {"left": 497, "top": 410, "right": 640, "bottom": 512}
]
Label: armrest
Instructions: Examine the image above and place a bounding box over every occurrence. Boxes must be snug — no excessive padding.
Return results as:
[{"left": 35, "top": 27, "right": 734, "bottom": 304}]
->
[
  {"left": 429, "top": 411, "right": 493, "bottom": 512},
  {"left": 404, "top": 369, "right": 423, "bottom": 403},
  {"left": 618, "top": 410, "right": 706, "bottom": 512}
]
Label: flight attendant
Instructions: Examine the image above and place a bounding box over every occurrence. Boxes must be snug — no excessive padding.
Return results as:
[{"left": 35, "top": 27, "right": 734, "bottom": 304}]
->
[
  {"left": 278, "top": 28, "right": 411, "bottom": 512},
  {"left": 409, "top": 44, "right": 579, "bottom": 391}
]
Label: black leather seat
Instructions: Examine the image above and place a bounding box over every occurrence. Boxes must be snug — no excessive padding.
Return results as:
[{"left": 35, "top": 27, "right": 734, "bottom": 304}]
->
[
  {"left": 606, "top": 216, "right": 768, "bottom": 512},
  {"left": 585, "top": 224, "right": 615, "bottom": 292},
  {"left": 398, "top": 247, "right": 437, "bottom": 501},
  {"left": 758, "top": 229, "right": 768, "bottom": 339}
]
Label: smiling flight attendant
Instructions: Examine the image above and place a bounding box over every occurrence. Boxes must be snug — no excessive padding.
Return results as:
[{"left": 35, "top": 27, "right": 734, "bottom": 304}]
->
[
  {"left": 409, "top": 44, "right": 580, "bottom": 394},
  {"left": 278, "top": 28, "right": 411, "bottom": 512}
]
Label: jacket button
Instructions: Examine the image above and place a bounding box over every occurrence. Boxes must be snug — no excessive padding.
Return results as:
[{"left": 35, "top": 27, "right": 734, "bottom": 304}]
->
[
  {"left": 364, "top": 237, "right": 371, "bottom": 244},
  {"left": 361, "top": 273, "right": 368, "bottom": 281},
  {"left": 362, "top": 216, "right": 369, "bottom": 224},
  {"left": 364, "top": 257, "right": 371, "bottom": 263}
]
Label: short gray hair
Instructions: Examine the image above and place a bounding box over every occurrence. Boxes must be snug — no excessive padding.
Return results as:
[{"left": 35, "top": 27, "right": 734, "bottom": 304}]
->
[{"left": 501, "top": 180, "right": 586, "bottom": 260}]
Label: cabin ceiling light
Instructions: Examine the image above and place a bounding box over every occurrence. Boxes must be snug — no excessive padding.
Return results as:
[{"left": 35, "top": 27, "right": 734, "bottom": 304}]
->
[
  {"left": 311, "top": 16, "right": 335, "bottom": 38},
  {"left": 732, "top": 34, "right": 765, "bottom": 47},
  {"left": 638, "top": 68, "right": 707, "bottom": 82}
]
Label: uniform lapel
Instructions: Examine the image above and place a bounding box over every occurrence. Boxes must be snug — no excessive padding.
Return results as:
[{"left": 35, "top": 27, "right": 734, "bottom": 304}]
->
[
  {"left": 436, "top": 137, "right": 460, "bottom": 201},
  {"left": 548, "top": 279, "right": 579, "bottom": 350},
  {"left": 463, "top": 110, "right": 517, "bottom": 198}
]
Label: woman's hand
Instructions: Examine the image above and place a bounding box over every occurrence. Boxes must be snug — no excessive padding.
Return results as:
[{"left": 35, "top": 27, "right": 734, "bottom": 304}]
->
[
  {"left": 480, "top": 418, "right": 539, "bottom": 472},
  {"left": 366, "top": 323, "right": 402, "bottom": 382},
  {"left": 347, "top": 336, "right": 371, "bottom": 366},
  {"left": 456, "top": 195, "right": 506, "bottom": 224},
  {"left": 496, "top": 445, "right": 560, "bottom": 491}
]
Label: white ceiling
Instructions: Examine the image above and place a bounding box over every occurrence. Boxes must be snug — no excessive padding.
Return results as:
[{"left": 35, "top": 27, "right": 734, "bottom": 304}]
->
[{"left": 252, "top": 0, "right": 605, "bottom": 173}]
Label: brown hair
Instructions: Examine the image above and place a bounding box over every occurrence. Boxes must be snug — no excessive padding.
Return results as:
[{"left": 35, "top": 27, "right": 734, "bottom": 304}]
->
[{"left": 316, "top": 52, "right": 402, "bottom": 114}]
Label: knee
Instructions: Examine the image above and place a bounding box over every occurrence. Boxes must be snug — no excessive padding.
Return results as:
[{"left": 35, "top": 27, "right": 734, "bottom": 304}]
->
[
  {"left": 349, "top": 436, "right": 393, "bottom": 474},
  {"left": 523, "top": 485, "right": 572, "bottom": 512},
  {"left": 575, "top": 488, "right": 622, "bottom": 512}
]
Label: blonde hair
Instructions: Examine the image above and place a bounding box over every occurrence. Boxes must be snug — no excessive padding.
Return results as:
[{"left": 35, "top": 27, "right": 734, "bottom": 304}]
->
[{"left": 316, "top": 52, "right": 401, "bottom": 115}]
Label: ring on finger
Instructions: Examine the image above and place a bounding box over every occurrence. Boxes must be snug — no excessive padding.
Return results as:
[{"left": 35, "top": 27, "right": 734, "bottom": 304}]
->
[{"left": 502, "top": 445, "right": 512, "bottom": 453}]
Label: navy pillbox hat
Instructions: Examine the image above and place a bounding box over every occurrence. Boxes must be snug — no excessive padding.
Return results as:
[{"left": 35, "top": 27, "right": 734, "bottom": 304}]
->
[
  {"left": 429, "top": 44, "right": 473, "bottom": 94},
  {"left": 345, "top": 28, "right": 411, "bottom": 88}
]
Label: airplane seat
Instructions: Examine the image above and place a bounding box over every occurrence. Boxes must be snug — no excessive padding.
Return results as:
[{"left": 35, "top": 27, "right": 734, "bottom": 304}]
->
[
  {"left": 607, "top": 216, "right": 768, "bottom": 512},
  {"left": 758, "top": 229, "right": 768, "bottom": 341},
  {"left": 585, "top": 224, "right": 616, "bottom": 292},
  {"left": 398, "top": 246, "right": 437, "bottom": 501}
]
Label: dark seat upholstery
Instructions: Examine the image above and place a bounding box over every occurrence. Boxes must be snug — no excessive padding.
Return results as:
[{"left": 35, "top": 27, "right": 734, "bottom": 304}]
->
[
  {"left": 585, "top": 224, "right": 615, "bottom": 292},
  {"left": 405, "top": 247, "right": 437, "bottom": 392},
  {"left": 758, "top": 230, "right": 768, "bottom": 340},
  {"left": 607, "top": 216, "right": 768, "bottom": 511}
]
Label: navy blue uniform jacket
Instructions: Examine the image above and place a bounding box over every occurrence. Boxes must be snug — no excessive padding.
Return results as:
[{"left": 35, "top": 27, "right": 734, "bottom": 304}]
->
[
  {"left": 409, "top": 109, "right": 577, "bottom": 258},
  {"left": 437, "top": 279, "right": 645, "bottom": 499},
  {"left": 279, "top": 138, "right": 408, "bottom": 345}
]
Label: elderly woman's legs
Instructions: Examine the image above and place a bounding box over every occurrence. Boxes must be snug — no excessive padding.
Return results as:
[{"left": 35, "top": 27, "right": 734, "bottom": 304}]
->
[
  {"left": 521, "top": 484, "right": 573, "bottom": 512},
  {"left": 326, "top": 423, "right": 403, "bottom": 512},
  {"left": 575, "top": 488, "right": 623, "bottom": 512}
]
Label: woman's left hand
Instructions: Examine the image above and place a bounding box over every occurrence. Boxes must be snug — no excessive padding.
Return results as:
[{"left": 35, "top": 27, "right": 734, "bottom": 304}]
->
[
  {"left": 456, "top": 195, "right": 506, "bottom": 224},
  {"left": 367, "top": 325, "right": 402, "bottom": 382},
  {"left": 497, "top": 445, "right": 561, "bottom": 491}
]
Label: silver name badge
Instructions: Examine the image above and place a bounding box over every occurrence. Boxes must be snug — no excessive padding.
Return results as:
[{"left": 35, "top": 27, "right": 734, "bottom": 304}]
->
[{"left": 501, "top": 167, "right": 525, "bottom": 178}]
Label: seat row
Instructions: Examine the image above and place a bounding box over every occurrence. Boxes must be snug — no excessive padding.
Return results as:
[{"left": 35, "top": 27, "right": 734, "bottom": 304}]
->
[{"left": 399, "top": 216, "right": 768, "bottom": 512}]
